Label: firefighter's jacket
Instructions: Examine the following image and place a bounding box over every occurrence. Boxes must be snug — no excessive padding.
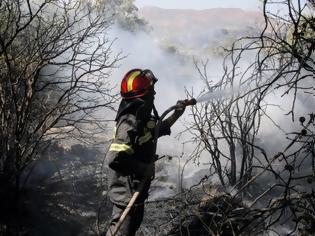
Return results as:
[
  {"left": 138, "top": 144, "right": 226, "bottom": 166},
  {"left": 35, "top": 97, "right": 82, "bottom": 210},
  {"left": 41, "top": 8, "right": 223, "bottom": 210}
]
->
[{"left": 107, "top": 112, "right": 171, "bottom": 206}]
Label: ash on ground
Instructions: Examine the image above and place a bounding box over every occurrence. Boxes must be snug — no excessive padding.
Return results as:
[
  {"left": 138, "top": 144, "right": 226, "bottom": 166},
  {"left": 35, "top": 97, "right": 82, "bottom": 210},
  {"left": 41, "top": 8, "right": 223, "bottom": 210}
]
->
[{"left": 19, "top": 143, "right": 263, "bottom": 236}]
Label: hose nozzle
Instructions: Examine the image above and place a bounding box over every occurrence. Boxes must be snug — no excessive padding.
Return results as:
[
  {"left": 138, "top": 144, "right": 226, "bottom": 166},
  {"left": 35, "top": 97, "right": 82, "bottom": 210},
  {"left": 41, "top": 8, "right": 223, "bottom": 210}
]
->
[
  {"left": 183, "top": 98, "right": 197, "bottom": 106},
  {"left": 174, "top": 98, "right": 197, "bottom": 110}
]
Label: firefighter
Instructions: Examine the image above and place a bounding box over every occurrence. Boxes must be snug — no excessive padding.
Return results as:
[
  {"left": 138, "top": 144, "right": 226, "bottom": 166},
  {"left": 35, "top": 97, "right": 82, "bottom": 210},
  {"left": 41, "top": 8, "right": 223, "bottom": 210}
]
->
[{"left": 106, "top": 69, "right": 185, "bottom": 236}]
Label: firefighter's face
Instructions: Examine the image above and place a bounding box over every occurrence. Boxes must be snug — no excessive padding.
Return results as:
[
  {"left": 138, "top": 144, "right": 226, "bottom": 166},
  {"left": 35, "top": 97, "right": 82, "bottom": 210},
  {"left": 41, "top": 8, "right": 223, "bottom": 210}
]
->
[{"left": 148, "top": 89, "right": 155, "bottom": 102}]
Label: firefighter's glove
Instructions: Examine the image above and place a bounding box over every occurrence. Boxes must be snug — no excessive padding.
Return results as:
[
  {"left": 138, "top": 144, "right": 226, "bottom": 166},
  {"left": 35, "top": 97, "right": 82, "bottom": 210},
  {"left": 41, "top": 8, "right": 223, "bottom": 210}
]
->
[
  {"left": 174, "top": 100, "right": 186, "bottom": 118},
  {"left": 142, "top": 162, "right": 155, "bottom": 180}
]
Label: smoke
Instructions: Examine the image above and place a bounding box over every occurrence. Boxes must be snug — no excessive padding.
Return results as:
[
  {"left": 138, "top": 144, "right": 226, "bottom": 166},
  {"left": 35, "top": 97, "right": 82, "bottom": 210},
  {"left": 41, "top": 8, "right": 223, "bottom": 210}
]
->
[
  {"left": 105, "top": 7, "right": 314, "bottom": 204},
  {"left": 108, "top": 27, "right": 201, "bottom": 110},
  {"left": 103, "top": 8, "right": 261, "bottom": 196},
  {"left": 95, "top": 6, "right": 315, "bottom": 236},
  {"left": 103, "top": 24, "right": 226, "bottom": 198},
  {"left": 107, "top": 26, "right": 218, "bottom": 132}
]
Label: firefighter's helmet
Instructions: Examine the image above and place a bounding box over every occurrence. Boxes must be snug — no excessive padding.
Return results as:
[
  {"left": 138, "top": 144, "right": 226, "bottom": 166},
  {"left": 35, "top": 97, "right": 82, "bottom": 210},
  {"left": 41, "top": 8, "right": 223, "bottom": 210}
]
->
[{"left": 121, "top": 69, "right": 158, "bottom": 99}]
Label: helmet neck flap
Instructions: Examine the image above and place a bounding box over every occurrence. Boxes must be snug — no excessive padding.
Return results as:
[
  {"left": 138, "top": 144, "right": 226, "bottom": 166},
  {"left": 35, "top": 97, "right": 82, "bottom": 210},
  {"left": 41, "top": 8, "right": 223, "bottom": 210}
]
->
[{"left": 115, "top": 92, "right": 157, "bottom": 122}]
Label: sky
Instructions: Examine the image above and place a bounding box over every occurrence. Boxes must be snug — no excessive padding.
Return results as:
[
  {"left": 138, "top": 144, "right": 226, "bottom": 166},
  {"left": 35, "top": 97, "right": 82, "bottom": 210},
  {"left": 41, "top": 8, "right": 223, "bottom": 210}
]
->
[{"left": 134, "top": 0, "right": 262, "bottom": 10}]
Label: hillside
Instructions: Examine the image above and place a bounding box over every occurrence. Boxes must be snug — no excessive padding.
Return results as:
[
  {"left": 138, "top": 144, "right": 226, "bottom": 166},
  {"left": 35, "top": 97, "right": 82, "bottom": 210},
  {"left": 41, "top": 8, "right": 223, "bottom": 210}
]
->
[{"left": 138, "top": 7, "right": 264, "bottom": 57}]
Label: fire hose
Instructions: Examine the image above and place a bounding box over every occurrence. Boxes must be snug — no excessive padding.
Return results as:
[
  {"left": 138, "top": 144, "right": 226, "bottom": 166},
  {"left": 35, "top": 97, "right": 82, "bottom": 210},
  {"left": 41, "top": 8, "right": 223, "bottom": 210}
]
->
[{"left": 110, "top": 98, "right": 196, "bottom": 236}]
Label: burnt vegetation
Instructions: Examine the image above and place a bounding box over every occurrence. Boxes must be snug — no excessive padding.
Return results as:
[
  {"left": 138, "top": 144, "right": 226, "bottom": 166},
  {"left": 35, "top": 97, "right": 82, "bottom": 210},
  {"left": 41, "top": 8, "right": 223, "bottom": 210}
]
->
[{"left": 0, "top": 0, "right": 122, "bottom": 234}]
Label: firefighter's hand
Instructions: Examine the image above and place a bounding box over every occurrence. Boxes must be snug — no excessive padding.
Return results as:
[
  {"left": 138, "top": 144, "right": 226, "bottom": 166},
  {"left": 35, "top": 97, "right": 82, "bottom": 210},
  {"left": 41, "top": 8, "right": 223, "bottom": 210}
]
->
[
  {"left": 174, "top": 100, "right": 186, "bottom": 117},
  {"left": 143, "top": 162, "right": 155, "bottom": 180}
]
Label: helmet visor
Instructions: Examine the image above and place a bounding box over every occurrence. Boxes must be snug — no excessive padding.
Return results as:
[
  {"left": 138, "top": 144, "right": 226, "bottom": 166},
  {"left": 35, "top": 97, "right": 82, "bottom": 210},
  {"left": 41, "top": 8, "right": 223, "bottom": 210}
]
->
[{"left": 142, "top": 69, "right": 158, "bottom": 84}]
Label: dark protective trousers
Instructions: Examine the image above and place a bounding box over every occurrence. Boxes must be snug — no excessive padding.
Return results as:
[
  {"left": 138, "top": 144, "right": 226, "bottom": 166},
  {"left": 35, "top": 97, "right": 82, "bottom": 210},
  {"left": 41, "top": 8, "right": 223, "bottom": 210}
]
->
[{"left": 106, "top": 202, "right": 144, "bottom": 236}]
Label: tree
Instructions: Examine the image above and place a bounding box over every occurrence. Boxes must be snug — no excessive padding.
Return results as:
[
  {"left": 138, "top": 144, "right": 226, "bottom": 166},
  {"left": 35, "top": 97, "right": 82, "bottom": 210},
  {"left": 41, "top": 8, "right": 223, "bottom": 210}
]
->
[
  {"left": 185, "top": 0, "right": 314, "bottom": 234},
  {"left": 94, "top": 0, "right": 149, "bottom": 32},
  {"left": 0, "top": 0, "right": 122, "bottom": 233}
]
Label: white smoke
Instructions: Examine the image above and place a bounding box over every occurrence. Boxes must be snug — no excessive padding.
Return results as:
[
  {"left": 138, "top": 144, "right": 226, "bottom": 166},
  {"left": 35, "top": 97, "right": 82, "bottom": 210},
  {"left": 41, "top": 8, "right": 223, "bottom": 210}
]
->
[
  {"left": 105, "top": 7, "right": 314, "bottom": 201},
  {"left": 98, "top": 5, "right": 315, "bottom": 236},
  {"left": 103, "top": 24, "right": 226, "bottom": 197}
]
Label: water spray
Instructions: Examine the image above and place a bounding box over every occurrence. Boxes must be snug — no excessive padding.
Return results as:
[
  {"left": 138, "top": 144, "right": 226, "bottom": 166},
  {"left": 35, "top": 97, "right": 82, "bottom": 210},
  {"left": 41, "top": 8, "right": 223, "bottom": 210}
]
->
[{"left": 195, "top": 89, "right": 232, "bottom": 103}]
